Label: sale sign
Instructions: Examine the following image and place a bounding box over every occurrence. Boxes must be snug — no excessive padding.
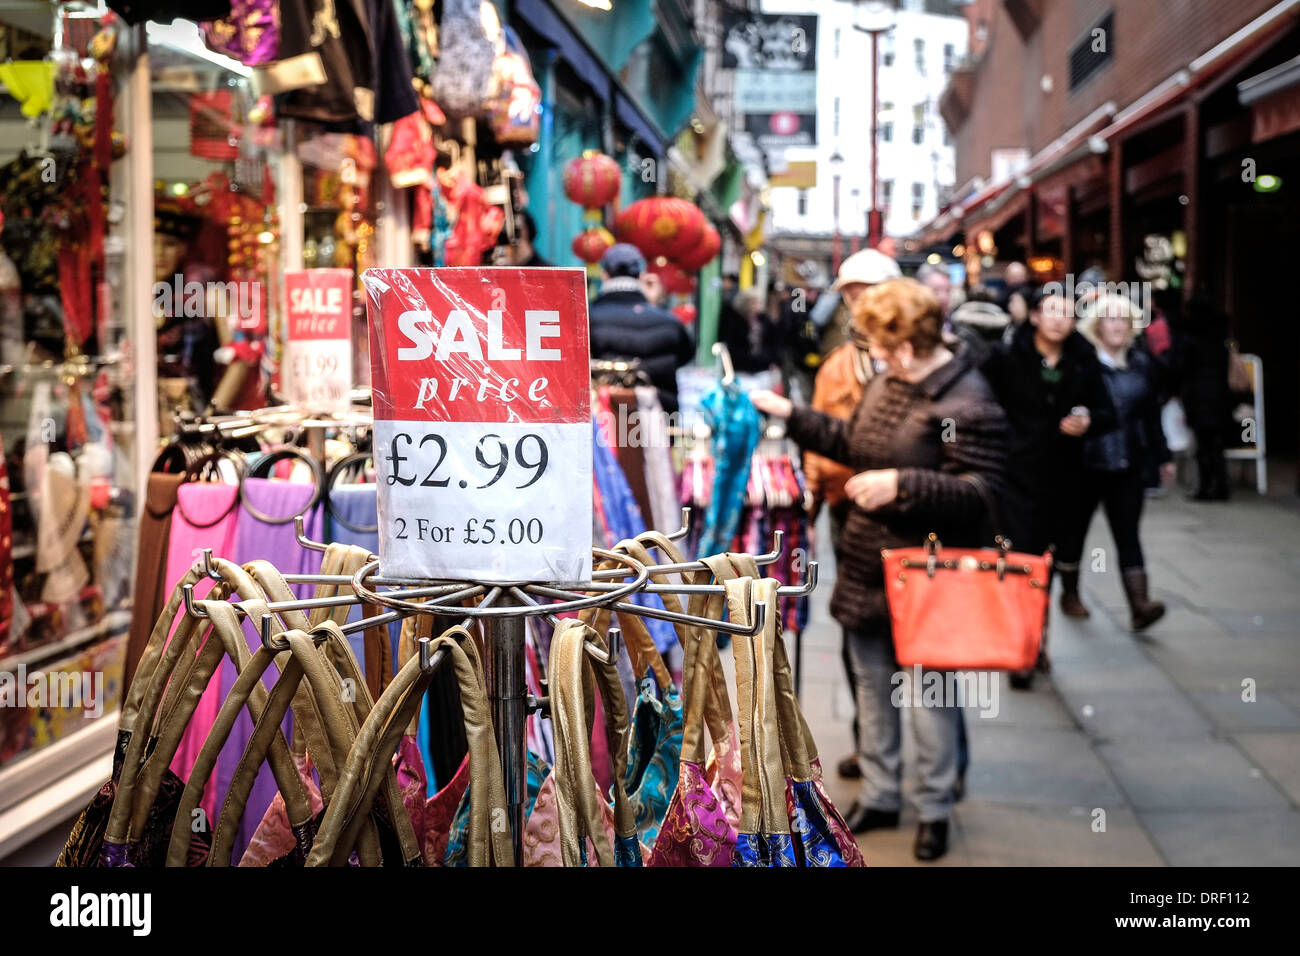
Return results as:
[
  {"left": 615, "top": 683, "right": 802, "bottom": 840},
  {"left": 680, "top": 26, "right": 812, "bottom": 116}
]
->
[
  {"left": 284, "top": 268, "right": 353, "bottom": 413},
  {"left": 363, "top": 267, "right": 592, "bottom": 584}
]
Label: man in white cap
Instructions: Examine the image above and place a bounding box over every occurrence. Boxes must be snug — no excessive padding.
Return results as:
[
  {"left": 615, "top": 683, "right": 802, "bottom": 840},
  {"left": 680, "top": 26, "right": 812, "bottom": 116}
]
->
[{"left": 807, "top": 247, "right": 900, "bottom": 781}]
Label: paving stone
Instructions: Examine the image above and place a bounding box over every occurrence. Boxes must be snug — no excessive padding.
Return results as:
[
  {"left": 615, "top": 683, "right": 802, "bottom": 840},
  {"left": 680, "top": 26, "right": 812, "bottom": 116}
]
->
[
  {"left": 961, "top": 726, "right": 1125, "bottom": 807},
  {"left": 1140, "top": 810, "right": 1300, "bottom": 866},
  {"left": 1096, "top": 737, "right": 1291, "bottom": 811},
  {"left": 1067, "top": 687, "right": 1215, "bottom": 742},
  {"left": 953, "top": 802, "right": 1164, "bottom": 866},
  {"left": 1188, "top": 691, "right": 1300, "bottom": 732},
  {"left": 1231, "top": 731, "right": 1300, "bottom": 805}
]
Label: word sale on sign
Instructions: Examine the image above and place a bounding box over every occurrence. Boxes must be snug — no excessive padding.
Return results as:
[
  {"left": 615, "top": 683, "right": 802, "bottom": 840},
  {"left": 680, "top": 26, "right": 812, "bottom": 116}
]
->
[
  {"left": 363, "top": 267, "right": 593, "bottom": 584},
  {"left": 284, "top": 268, "right": 354, "bottom": 413}
]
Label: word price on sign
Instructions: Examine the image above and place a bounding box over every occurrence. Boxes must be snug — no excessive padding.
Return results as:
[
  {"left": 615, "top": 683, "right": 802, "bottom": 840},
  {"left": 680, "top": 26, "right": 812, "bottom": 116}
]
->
[
  {"left": 363, "top": 267, "right": 592, "bottom": 584},
  {"left": 284, "top": 268, "right": 353, "bottom": 413}
]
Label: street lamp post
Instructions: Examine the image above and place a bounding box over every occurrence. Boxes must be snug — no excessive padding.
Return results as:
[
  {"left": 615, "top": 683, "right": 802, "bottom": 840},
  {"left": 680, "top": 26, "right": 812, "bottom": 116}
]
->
[
  {"left": 830, "top": 150, "right": 844, "bottom": 274},
  {"left": 853, "top": 1, "right": 896, "bottom": 249}
]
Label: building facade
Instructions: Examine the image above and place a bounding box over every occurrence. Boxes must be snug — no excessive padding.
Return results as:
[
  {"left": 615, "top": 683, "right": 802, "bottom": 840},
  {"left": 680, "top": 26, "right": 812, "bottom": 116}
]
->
[{"left": 767, "top": 0, "right": 968, "bottom": 249}]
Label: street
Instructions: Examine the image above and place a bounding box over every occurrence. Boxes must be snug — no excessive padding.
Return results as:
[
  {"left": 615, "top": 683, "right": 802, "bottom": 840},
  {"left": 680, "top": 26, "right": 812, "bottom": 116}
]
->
[{"left": 799, "top": 488, "right": 1300, "bottom": 865}]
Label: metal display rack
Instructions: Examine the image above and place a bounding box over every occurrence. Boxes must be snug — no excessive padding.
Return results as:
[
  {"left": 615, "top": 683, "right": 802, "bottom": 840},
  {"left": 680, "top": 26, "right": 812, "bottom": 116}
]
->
[{"left": 181, "top": 507, "right": 818, "bottom": 864}]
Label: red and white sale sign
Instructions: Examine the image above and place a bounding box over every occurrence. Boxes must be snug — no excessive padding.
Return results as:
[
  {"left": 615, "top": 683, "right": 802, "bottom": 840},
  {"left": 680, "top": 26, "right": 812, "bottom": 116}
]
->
[
  {"left": 363, "top": 267, "right": 592, "bottom": 583},
  {"left": 284, "top": 268, "right": 353, "bottom": 413}
]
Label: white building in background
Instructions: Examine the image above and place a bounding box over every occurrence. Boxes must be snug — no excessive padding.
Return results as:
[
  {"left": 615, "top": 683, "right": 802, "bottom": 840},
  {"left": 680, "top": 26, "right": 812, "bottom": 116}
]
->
[{"left": 766, "top": 0, "right": 967, "bottom": 245}]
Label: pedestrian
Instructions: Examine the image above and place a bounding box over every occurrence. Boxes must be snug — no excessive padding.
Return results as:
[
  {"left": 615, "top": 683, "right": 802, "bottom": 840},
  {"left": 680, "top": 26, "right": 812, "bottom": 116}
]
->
[
  {"left": 1073, "top": 293, "right": 1171, "bottom": 630},
  {"left": 588, "top": 244, "right": 694, "bottom": 413},
  {"left": 507, "top": 209, "right": 551, "bottom": 267},
  {"left": 751, "top": 277, "right": 1009, "bottom": 861},
  {"left": 803, "top": 248, "right": 900, "bottom": 783},
  {"left": 980, "top": 286, "right": 1116, "bottom": 681},
  {"left": 915, "top": 262, "right": 954, "bottom": 318},
  {"left": 717, "top": 288, "right": 773, "bottom": 374},
  {"left": 1173, "top": 290, "right": 1232, "bottom": 501},
  {"left": 949, "top": 293, "right": 1010, "bottom": 368}
]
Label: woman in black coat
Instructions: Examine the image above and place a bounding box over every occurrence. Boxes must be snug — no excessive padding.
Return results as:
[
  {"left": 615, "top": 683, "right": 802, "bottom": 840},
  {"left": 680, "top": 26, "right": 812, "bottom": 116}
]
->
[
  {"left": 752, "top": 278, "right": 1008, "bottom": 863},
  {"left": 1074, "top": 295, "right": 1171, "bottom": 629},
  {"left": 979, "top": 287, "right": 1117, "bottom": 621}
]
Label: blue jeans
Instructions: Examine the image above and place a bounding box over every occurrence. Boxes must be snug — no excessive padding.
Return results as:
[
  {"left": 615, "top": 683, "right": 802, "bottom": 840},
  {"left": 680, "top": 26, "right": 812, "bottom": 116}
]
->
[{"left": 845, "top": 624, "right": 961, "bottom": 823}]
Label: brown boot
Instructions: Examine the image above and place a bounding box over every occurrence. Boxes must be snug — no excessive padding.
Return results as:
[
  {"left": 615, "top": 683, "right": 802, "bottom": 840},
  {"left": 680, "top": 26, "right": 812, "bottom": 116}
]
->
[
  {"left": 1058, "top": 568, "right": 1090, "bottom": 618},
  {"left": 1122, "top": 568, "right": 1166, "bottom": 630}
]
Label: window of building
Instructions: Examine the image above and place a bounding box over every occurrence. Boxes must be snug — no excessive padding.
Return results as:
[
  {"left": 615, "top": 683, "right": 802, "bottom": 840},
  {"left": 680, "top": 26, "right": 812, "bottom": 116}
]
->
[
  {"left": 834, "top": 27, "right": 840, "bottom": 59},
  {"left": 881, "top": 180, "right": 894, "bottom": 210},
  {"left": 1069, "top": 10, "right": 1114, "bottom": 92},
  {"left": 882, "top": 120, "right": 893, "bottom": 143},
  {"left": 912, "top": 103, "right": 925, "bottom": 145},
  {"left": 914, "top": 38, "right": 925, "bottom": 74},
  {"left": 943, "top": 126, "right": 952, "bottom": 147},
  {"left": 882, "top": 32, "right": 895, "bottom": 67},
  {"left": 797, "top": 189, "right": 808, "bottom": 216},
  {"left": 943, "top": 43, "right": 955, "bottom": 74},
  {"left": 911, "top": 182, "right": 925, "bottom": 220},
  {"left": 833, "top": 97, "right": 841, "bottom": 137}
]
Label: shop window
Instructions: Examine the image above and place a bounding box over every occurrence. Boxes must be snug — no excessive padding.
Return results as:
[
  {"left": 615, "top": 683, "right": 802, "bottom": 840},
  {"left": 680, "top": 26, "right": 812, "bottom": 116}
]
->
[{"left": 0, "top": 3, "right": 135, "bottom": 778}]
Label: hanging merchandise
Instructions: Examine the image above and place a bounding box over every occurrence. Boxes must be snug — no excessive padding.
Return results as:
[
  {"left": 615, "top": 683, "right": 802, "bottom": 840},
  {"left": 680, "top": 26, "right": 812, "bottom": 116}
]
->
[
  {"left": 201, "top": 0, "right": 281, "bottom": 67},
  {"left": 189, "top": 90, "right": 241, "bottom": 162},
  {"left": 395, "top": 0, "right": 439, "bottom": 100},
  {"left": 431, "top": 0, "right": 496, "bottom": 119},
  {"left": 695, "top": 368, "right": 763, "bottom": 558},
  {"left": 487, "top": 27, "right": 541, "bottom": 145},
  {"left": 264, "top": 0, "right": 419, "bottom": 127},
  {"left": 436, "top": 169, "right": 504, "bottom": 266}
]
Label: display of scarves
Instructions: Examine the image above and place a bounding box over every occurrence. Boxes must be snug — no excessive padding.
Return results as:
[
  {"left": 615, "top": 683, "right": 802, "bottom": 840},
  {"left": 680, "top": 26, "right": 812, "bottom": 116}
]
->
[
  {"left": 324, "top": 483, "right": 402, "bottom": 676},
  {"left": 164, "top": 482, "right": 241, "bottom": 802},
  {"left": 211, "top": 478, "right": 324, "bottom": 863},
  {"left": 591, "top": 419, "right": 678, "bottom": 655},
  {"left": 696, "top": 382, "right": 762, "bottom": 558}
]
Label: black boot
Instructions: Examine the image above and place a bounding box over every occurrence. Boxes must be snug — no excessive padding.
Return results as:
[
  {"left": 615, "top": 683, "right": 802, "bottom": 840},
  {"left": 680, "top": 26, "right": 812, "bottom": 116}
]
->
[
  {"left": 914, "top": 820, "right": 949, "bottom": 861},
  {"left": 844, "top": 805, "right": 900, "bottom": 834},
  {"left": 1058, "top": 568, "right": 1090, "bottom": 618},
  {"left": 1122, "top": 568, "right": 1166, "bottom": 630}
]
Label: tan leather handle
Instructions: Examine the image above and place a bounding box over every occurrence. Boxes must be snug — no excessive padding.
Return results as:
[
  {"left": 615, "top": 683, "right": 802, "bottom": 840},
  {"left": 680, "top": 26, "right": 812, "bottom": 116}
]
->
[
  {"left": 726, "top": 577, "right": 789, "bottom": 837},
  {"left": 308, "top": 628, "right": 513, "bottom": 867}
]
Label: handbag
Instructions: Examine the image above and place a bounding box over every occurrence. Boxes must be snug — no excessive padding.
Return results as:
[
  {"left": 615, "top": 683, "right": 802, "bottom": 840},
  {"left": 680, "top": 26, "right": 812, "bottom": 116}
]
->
[
  {"left": 527, "top": 620, "right": 639, "bottom": 866},
  {"left": 725, "top": 575, "right": 864, "bottom": 867},
  {"left": 430, "top": 0, "right": 495, "bottom": 118},
  {"left": 646, "top": 551, "right": 742, "bottom": 867},
  {"left": 308, "top": 627, "right": 513, "bottom": 866},
  {"left": 881, "top": 475, "right": 1050, "bottom": 671}
]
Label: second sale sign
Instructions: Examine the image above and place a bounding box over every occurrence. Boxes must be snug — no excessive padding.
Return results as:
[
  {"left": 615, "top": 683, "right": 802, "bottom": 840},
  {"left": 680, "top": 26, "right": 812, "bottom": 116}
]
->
[
  {"left": 363, "top": 267, "right": 593, "bottom": 583},
  {"left": 284, "top": 268, "right": 353, "bottom": 413}
]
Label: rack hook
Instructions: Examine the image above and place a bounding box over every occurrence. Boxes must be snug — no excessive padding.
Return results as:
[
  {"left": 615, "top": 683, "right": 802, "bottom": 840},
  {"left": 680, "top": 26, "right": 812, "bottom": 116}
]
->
[
  {"left": 261, "top": 614, "right": 284, "bottom": 653},
  {"left": 183, "top": 584, "right": 209, "bottom": 619},
  {"left": 755, "top": 528, "right": 785, "bottom": 567},
  {"left": 606, "top": 625, "right": 621, "bottom": 663},
  {"left": 667, "top": 507, "right": 691, "bottom": 542},
  {"left": 294, "top": 514, "right": 329, "bottom": 553},
  {"left": 785, "top": 560, "right": 819, "bottom": 597},
  {"left": 202, "top": 549, "right": 224, "bottom": 582}
]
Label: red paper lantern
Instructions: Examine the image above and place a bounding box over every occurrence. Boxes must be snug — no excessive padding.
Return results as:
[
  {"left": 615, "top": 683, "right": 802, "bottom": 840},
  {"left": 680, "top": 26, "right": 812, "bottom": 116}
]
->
[
  {"left": 647, "top": 258, "right": 694, "bottom": 296},
  {"left": 614, "top": 197, "right": 707, "bottom": 261},
  {"left": 571, "top": 226, "right": 614, "bottom": 264},
  {"left": 672, "top": 303, "right": 697, "bottom": 324},
  {"left": 563, "top": 151, "right": 622, "bottom": 209},
  {"left": 675, "top": 223, "right": 722, "bottom": 271}
]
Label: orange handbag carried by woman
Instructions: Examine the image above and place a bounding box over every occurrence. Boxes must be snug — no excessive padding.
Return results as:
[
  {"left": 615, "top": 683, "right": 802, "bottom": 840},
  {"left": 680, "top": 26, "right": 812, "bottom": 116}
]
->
[{"left": 881, "top": 475, "right": 1050, "bottom": 672}]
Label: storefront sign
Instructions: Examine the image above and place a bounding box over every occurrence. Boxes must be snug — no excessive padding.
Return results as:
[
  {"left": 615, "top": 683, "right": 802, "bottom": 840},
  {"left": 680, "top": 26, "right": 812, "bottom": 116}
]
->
[
  {"left": 363, "top": 267, "right": 592, "bottom": 584},
  {"left": 724, "top": 11, "right": 819, "bottom": 149},
  {"left": 284, "top": 268, "right": 353, "bottom": 413}
]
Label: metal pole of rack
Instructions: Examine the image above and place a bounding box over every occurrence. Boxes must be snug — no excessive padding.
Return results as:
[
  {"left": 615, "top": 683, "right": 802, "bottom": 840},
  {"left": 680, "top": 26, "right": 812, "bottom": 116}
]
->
[{"left": 483, "top": 592, "right": 528, "bottom": 866}]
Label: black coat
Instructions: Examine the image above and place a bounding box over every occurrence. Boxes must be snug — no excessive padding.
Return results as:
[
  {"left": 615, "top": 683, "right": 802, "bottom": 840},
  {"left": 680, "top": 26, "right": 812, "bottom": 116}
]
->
[
  {"left": 785, "top": 351, "right": 1008, "bottom": 631},
  {"left": 1083, "top": 350, "right": 1171, "bottom": 473},
  {"left": 978, "top": 322, "right": 1117, "bottom": 550},
  {"left": 588, "top": 290, "right": 694, "bottom": 412}
]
